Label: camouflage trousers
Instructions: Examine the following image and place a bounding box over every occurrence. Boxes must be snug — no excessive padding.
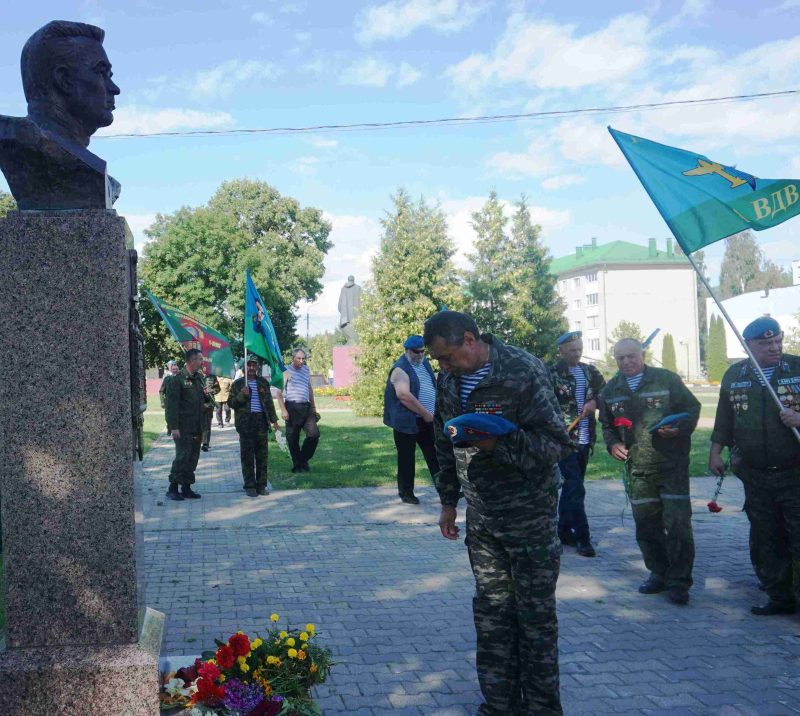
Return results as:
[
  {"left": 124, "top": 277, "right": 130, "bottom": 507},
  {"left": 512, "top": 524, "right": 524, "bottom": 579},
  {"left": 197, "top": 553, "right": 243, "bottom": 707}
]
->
[
  {"left": 237, "top": 413, "right": 271, "bottom": 489},
  {"left": 735, "top": 460, "right": 800, "bottom": 606},
  {"left": 456, "top": 447, "right": 562, "bottom": 715},
  {"left": 629, "top": 465, "right": 695, "bottom": 589},
  {"left": 168, "top": 432, "right": 201, "bottom": 486}
]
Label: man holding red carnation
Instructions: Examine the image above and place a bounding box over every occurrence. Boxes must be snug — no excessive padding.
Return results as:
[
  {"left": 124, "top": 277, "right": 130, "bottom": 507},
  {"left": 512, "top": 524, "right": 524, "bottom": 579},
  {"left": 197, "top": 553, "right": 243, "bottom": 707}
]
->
[{"left": 599, "top": 337, "right": 700, "bottom": 606}]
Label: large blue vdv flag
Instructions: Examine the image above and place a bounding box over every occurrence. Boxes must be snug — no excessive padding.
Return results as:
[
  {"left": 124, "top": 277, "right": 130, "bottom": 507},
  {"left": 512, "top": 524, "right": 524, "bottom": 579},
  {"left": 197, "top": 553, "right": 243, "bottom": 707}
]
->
[
  {"left": 609, "top": 127, "right": 800, "bottom": 253},
  {"left": 244, "top": 270, "right": 286, "bottom": 389}
]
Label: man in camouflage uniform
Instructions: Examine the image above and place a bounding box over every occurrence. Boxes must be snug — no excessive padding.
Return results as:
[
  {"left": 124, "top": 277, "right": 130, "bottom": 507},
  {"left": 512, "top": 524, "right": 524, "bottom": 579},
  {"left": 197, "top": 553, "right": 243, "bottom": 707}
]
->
[
  {"left": 424, "top": 311, "right": 572, "bottom": 716},
  {"left": 550, "top": 330, "right": 605, "bottom": 557},
  {"left": 159, "top": 359, "right": 179, "bottom": 435},
  {"left": 598, "top": 338, "right": 700, "bottom": 605},
  {"left": 229, "top": 354, "right": 280, "bottom": 497},
  {"left": 709, "top": 317, "right": 800, "bottom": 615},
  {"left": 201, "top": 365, "right": 219, "bottom": 451},
  {"left": 165, "top": 348, "right": 212, "bottom": 501}
]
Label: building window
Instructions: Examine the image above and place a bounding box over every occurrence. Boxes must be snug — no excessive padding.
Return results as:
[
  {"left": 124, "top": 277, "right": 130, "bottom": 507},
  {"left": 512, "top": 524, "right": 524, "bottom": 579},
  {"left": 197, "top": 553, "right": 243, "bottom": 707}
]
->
[
  {"left": 573, "top": 277, "right": 581, "bottom": 288},
  {"left": 588, "top": 315, "right": 599, "bottom": 329},
  {"left": 586, "top": 271, "right": 598, "bottom": 282},
  {"left": 589, "top": 338, "right": 600, "bottom": 351},
  {"left": 587, "top": 293, "right": 598, "bottom": 306},
  {"left": 574, "top": 321, "right": 582, "bottom": 331},
  {"left": 573, "top": 299, "right": 582, "bottom": 310}
]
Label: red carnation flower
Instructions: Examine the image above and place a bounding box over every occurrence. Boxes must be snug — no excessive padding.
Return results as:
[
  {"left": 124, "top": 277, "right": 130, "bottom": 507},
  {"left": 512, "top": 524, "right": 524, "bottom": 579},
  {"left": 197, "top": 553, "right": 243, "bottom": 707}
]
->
[
  {"left": 193, "top": 676, "right": 226, "bottom": 705},
  {"left": 247, "top": 698, "right": 284, "bottom": 716},
  {"left": 707, "top": 500, "right": 722, "bottom": 513},
  {"left": 215, "top": 645, "right": 235, "bottom": 670},
  {"left": 614, "top": 417, "right": 633, "bottom": 429},
  {"left": 198, "top": 660, "right": 222, "bottom": 682},
  {"left": 229, "top": 633, "right": 251, "bottom": 657}
]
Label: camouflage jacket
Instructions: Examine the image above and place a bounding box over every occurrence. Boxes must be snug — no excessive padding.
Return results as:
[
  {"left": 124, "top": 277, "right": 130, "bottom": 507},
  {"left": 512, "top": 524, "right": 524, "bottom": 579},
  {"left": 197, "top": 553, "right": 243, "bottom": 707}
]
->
[
  {"left": 229, "top": 376, "right": 278, "bottom": 430},
  {"left": 165, "top": 367, "right": 208, "bottom": 434},
  {"left": 711, "top": 354, "right": 800, "bottom": 470},
  {"left": 549, "top": 359, "right": 606, "bottom": 446},
  {"left": 598, "top": 366, "right": 700, "bottom": 471},
  {"left": 203, "top": 374, "right": 220, "bottom": 410},
  {"left": 433, "top": 334, "right": 573, "bottom": 508}
]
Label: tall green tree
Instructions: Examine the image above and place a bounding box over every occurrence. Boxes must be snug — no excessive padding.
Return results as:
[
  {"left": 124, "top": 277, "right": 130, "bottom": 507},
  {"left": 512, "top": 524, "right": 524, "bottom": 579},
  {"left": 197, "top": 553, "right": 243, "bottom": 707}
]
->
[
  {"left": 140, "top": 179, "right": 331, "bottom": 369},
  {"left": 306, "top": 331, "right": 345, "bottom": 376},
  {"left": 693, "top": 249, "right": 710, "bottom": 363},
  {"left": 598, "top": 320, "right": 650, "bottom": 378},
  {"left": 352, "top": 189, "right": 463, "bottom": 415},
  {"left": 463, "top": 193, "right": 564, "bottom": 359},
  {"left": 718, "top": 230, "right": 791, "bottom": 299},
  {"left": 0, "top": 190, "right": 16, "bottom": 218},
  {"left": 706, "top": 314, "right": 729, "bottom": 383},
  {"left": 662, "top": 333, "right": 677, "bottom": 373}
]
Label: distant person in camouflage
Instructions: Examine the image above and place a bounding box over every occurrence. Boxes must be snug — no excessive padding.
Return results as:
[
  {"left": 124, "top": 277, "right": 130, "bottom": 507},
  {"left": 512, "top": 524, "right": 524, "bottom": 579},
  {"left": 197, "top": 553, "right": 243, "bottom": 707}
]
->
[
  {"left": 229, "top": 355, "right": 280, "bottom": 497},
  {"left": 215, "top": 374, "right": 234, "bottom": 427},
  {"left": 550, "top": 331, "right": 605, "bottom": 557},
  {"left": 200, "top": 365, "right": 219, "bottom": 452},
  {"left": 159, "top": 359, "right": 179, "bottom": 436},
  {"left": 598, "top": 338, "right": 701, "bottom": 605},
  {"left": 709, "top": 317, "right": 800, "bottom": 616},
  {"left": 165, "top": 349, "right": 212, "bottom": 501},
  {"left": 424, "top": 310, "right": 572, "bottom": 716}
]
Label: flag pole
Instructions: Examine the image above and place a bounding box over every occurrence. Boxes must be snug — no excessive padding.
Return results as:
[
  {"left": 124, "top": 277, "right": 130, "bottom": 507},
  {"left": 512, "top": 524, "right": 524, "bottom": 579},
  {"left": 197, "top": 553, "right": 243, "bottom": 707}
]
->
[{"left": 684, "top": 250, "right": 800, "bottom": 445}]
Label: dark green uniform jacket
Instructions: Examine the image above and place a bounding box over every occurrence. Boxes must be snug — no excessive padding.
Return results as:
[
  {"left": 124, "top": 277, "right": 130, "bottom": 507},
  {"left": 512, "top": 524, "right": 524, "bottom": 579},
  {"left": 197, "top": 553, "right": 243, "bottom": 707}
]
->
[
  {"left": 165, "top": 367, "right": 208, "bottom": 434},
  {"left": 229, "top": 376, "right": 279, "bottom": 429},
  {"left": 549, "top": 359, "right": 606, "bottom": 446},
  {"left": 711, "top": 354, "right": 800, "bottom": 470},
  {"left": 433, "top": 334, "right": 573, "bottom": 508},
  {"left": 598, "top": 366, "right": 701, "bottom": 470}
]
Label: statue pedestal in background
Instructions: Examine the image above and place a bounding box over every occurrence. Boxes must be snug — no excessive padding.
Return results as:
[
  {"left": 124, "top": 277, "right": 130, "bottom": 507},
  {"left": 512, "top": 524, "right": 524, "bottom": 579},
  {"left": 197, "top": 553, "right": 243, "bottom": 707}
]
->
[
  {"left": 0, "top": 211, "right": 162, "bottom": 716},
  {"left": 332, "top": 345, "right": 359, "bottom": 389}
]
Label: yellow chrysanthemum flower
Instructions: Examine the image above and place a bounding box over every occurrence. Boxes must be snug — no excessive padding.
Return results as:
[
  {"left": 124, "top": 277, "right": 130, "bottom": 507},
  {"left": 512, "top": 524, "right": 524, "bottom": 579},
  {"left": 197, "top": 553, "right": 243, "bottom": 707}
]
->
[
  {"left": 310, "top": 663, "right": 318, "bottom": 673},
  {"left": 279, "top": 631, "right": 288, "bottom": 639},
  {"left": 251, "top": 638, "right": 263, "bottom": 649},
  {"left": 297, "top": 650, "right": 306, "bottom": 660},
  {"left": 306, "top": 623, "right": 315, "bottom": 633},
  {"left": 240, "top": 662, "right": 250, "bottom": 673},
  {"left": 237, "top": 655, "right": 247, "bottom": 665},
  {"left": 287, "top": 648, "right": 298, "bottom": 659},
  {"left": 285, "top": 637, "right": 296, "bottom": 647},
  {"left": 270, "top": 613, "right": 279, "bottom": 622},
  {"left": 219, "top": 674, "right": 226, "bottom": 683},
  {"left": 300, "top": 632, "right": 309, "bottom": 641},
  {"left": 266, "top": 655, "right": 277, "bottom": 665}
]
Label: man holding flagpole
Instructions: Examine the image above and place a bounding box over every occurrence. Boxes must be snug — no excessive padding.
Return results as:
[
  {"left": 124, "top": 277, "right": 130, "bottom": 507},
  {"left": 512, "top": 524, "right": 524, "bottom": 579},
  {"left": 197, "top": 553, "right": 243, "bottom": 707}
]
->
[{"left": 710, "top": 317, "right": 800, "bottom": 615}]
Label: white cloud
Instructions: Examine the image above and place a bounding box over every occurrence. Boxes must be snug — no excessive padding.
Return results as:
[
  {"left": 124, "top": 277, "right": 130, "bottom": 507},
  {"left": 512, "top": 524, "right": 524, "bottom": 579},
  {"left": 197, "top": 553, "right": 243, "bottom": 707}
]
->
[
  {"left": 356, "top": 0, "right": 487, "bottom": 44},
  {"left": 541, "top": 174, "right": 586, "bottom": 191},
  {"left": 761, "top": 239, "right": 799, "bottom": 265},
  {"left": 192, "top": 59, "right": 281, "bottom": 99},
  {"left": 340, "top": 57, "right": 394, "bottom": 87},
  {"left": 446, "top": 13, "right": 651, "bottom": 94},
  {"left": 306, "top": 135, "right": 338, "bottom": 148},
  {"left": 485, "top": 136, "right": 556, "bottom": 179},
  {"left": 397, "top": 61, "right": 422, "bottom": 87},
  {"left": 289, "top": 156, "right": 320, "bottom": 176},
  {"left": 251, "top": 11, "right": 272, "bottom": 25},
  {"left": 98, "top": 106, "right": 234, "bottom": 135}
]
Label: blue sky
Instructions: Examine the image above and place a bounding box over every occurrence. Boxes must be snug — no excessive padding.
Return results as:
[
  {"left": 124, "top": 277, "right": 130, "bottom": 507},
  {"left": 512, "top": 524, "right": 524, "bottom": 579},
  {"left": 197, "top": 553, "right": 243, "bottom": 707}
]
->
[{"left": 3, "top": 0, "right": 800, "bottom": 335}]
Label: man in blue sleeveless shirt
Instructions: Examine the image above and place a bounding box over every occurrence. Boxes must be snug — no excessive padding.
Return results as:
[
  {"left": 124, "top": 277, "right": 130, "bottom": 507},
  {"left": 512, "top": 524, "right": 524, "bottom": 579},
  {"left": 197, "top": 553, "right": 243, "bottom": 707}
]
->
[{"left": 383, "top": 335, "right": 439, "bottom": 504}]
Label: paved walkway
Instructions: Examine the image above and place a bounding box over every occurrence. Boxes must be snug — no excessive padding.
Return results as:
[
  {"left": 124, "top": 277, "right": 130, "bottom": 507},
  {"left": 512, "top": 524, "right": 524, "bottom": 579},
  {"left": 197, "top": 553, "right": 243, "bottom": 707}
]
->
[{"left": 140, "top": 423, "right": 800, "bottom": 715}]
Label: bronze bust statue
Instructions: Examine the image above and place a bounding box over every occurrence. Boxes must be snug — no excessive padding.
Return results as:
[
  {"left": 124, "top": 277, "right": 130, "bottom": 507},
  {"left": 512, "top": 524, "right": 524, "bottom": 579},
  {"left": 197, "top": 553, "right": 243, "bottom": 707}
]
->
[{"left": 0, "top": 21, "right": 121, "bottom": 210}]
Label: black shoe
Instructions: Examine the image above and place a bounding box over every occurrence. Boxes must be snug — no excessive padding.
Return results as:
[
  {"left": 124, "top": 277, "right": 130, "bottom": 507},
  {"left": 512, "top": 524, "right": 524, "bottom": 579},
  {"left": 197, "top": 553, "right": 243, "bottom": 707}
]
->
[
  {"left": 166, "top": 485, "right": 184, "bottom": 501},
  {"left": 245, "top": 487, "right": 258, "bottom": 497},
  {"left": 667, "top": 587, "right": 689, "bottom": 605},
  {"left": 575, "top": 539, "right": 596, "bottom": 558},
  {"left": 559, "top": 531, "right": 577, "bottom": 547},
  {"left": 301, "top": 463, "right": 310, "bottom": 472},
  {"left": 401, "top": 494, "right": 420, "bottom": 505},
  {"left": 181, "top": 486, "right": 201, "bottom": 499},
  {"left": 257, "top": 486, "right": 269, "bottom": 496},
  {"left": 751, "top": 600, "right": 796, "bottom": 616},
  {"left": 201, "top": 444, "right": 209, "bottom": 452},
  {"left": 638, "top": 577, "right": 667, "bottom": 594},
  {"left": 216, "top": 423, "right": 224, "bottom": 428},
  {"left": 291, "top": 466, "right": 302, "bottom": 473}
]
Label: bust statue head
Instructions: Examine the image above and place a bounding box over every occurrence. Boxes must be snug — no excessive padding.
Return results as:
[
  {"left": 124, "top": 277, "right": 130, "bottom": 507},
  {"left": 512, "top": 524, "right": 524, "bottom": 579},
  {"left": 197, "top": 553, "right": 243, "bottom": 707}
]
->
[{"left": 21, "top": 21, "right": 119, "bottom": 148}]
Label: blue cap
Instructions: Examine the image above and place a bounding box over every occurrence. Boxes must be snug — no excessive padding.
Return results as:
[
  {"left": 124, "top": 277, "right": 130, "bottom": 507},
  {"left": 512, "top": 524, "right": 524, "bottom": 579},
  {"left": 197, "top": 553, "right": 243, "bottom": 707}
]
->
[
  {"left": 404, "top": 335, "right": 424, "bottom": 350},
  {"left": 743, "top": 317, "right": 781, "bottom": 341},
  {"left": 444, "top": 413, "right": 518, "bottom": 445},
  {"left": 556, "top": 330, "right": 582, "bottom": 346}
]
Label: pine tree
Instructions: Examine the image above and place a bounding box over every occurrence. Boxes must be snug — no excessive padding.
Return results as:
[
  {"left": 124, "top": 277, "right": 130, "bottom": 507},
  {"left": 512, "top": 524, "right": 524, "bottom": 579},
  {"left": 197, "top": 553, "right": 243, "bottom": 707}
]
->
[
  {"left": 351, "top": 190, "right": 463, "bottom": 415},
  {"left": 662, "top": 333, "right": 677, "bottom": 373},
  {"left": 706, "top": 315, "right": 729, "bottom": 383}
]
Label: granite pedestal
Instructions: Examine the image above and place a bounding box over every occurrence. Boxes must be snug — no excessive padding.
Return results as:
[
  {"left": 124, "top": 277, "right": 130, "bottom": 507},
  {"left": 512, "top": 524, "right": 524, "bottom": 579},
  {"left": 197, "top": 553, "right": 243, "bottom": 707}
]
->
[
  {"left": 0, "top": 210, "right": 162, "bottom": 715},
  {"left": 332, "top": 344, "right": 359, "bottom": 388}
]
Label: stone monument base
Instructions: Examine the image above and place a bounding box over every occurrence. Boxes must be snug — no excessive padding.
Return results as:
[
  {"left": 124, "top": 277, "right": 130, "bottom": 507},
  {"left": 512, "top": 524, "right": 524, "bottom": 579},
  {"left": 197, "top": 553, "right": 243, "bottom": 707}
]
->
[
  {"left": 333, "top": 345, "right": 359, "bottom": 388},
  {"left": 0, "top": 642, "right": 160, "bottom": 716}
]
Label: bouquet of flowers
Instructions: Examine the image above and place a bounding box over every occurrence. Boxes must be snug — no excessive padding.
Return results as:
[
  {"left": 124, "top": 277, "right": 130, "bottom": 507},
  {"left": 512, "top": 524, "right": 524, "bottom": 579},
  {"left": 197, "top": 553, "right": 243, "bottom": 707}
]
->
[{"left": 159, "top": 614, "right": 333, "bottom": 716}]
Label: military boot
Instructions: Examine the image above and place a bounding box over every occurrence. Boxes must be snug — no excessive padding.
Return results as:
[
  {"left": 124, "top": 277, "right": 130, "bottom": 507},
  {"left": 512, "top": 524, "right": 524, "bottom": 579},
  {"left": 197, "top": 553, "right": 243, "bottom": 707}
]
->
[{"left": 166, "top": 484, "right": 184, "bottom": 501}]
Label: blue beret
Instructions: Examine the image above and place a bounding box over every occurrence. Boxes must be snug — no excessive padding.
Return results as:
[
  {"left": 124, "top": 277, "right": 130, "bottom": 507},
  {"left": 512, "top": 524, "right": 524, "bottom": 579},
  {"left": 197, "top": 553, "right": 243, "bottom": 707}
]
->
[
  {"left": 556, "top": 331, "right": 582, "bottom": 346},
  {"left": 444, "top": 413, "right": 518, "bottom": 445},
  {"left": 404, "top": 335, "right": 424, "bottom": 350},
  {"left": 743, "top": 317, "right": 781, "bottom": 341}
]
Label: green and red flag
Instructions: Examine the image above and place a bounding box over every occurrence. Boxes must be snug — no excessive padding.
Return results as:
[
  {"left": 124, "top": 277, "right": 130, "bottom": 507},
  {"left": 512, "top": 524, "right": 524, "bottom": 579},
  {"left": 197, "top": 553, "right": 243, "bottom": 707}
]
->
[{"left": 146, "top": 290, "right": 235, "bottom": 377}]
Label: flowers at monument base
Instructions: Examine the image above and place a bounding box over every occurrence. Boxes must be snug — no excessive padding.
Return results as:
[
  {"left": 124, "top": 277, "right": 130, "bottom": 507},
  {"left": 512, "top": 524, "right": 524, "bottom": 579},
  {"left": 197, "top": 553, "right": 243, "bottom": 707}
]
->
[{"left": 159, "top": 616, "right": 333, "bottom": 716}]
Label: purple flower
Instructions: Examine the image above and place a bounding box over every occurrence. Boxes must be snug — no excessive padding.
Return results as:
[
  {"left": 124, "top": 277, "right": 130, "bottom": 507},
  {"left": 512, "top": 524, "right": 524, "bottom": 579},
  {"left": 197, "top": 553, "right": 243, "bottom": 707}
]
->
[{"left": 222, "top": 678, "right": 264, "bottom": 712}]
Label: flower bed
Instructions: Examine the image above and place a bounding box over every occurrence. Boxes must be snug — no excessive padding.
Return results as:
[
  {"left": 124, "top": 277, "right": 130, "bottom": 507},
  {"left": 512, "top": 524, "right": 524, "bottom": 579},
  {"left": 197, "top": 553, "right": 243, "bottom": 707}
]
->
[{"left": 160, "top": 614, "right": 332, "bottom": 715}]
